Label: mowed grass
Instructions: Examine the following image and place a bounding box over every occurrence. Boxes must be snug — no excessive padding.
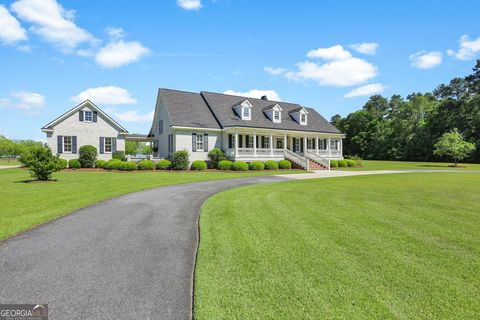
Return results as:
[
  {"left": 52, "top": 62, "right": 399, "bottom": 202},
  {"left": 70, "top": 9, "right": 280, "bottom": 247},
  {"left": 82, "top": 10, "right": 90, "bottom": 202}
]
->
[
  {"left": 0, "top": 158, "right": 20, "bottom": 165},
  {"left": 0, "top": 168, "right": 297, "bottom": 241},
  {"left": 338, "top": 159, "right": 480, "bottom": 171},
  {"left": 194, "top": 173, "right": 480, "bottom": 319}
]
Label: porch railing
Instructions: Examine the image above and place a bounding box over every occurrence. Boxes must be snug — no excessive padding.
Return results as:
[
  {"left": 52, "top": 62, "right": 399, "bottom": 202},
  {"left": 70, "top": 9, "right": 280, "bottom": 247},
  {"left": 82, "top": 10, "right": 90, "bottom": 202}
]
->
[
  {"left": 284, "top": 149, "right": 309, "bottom": 170},
  {"left": 305, "top": 150, "right": 330, "bottom": 170},
  {"left": 228, "top": 148, "right": 285, "bottom": 157}
]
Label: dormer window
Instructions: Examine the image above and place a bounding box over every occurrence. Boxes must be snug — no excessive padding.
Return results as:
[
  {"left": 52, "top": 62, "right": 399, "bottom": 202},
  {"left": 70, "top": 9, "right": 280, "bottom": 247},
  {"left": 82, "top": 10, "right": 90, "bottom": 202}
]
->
[
  {"left": 301, "top": 113, "right": 306, "bottom": 124},
  {"left": 263, "top": 104, "right": 282, "bottom": 123},
  {"left": 243, "top": 107, "right": 250, "bottom": 118},
  {"left": 274, "top": 110, "right": 280, "bottom": 120},
  {"left": 289, "top": 107, "right": 308, "bottom": 125},
  {"left": 233, "top": 99, "right": 253, "bottom": 120}
]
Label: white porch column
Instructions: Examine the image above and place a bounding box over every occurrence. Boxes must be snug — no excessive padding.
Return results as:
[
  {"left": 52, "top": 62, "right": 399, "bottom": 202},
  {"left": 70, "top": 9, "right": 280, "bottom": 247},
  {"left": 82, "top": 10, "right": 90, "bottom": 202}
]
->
[
  {"left": 315, "top": 135, "right": 319, "bottom": 154},
  {"left": 304, "top": 135, "right": 307, "bottom": 154},
  {"left": 234, "top": 132, "right": 239, "bottom": 159},
  {"left": 270, "top": 133, "right": 273, "bottom": 156},
  {"left": 253, "top": 131, "right": 257, "bottom": 157},
  {"left": 327, "top": 137, "right": 331, "bottom": 157},
  {"left": 284, "top": 133, "right": 287, "bottom": 151},
  {"left": 340, "top": 138, "right": 343, "bottom": 157}
]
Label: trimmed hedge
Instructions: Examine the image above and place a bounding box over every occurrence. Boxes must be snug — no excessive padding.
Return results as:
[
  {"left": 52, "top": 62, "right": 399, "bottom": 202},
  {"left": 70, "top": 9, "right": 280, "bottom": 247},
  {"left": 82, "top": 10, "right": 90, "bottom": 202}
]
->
[
  {"left": 249, "top": 161, "right": 265, "bottom": 170},
  {"left": 337, "top": 159, "right": 348, "bottom": 167},
  {"left": 264, "top": 160, "right": 279, "bottom": 170},
  {"left": 232, "top": 161, "right": 249, "bottom": 171},
  {"left": 207, "top": 148, "right": 226, "bottom": 169},
  {"left": 330, "top": 160, "right": 338, "bottom": 168},
  {"left": 191, "top": 160, "right": 208, "bottom": 170},
  {"left": 68, "top": 159, "right": 81, "bottom": 169},
  {"left": 119, "top": 161, "right": 136, "bottom": 171},
  {"left": 156, "top": 159, "right": 172, "bottom": 170},
  {"left": 79, "top": 145, "right": 97, "bottom": 168},
  {"left": 137, "top": 160, "right": 155, "bottom": 170},
  {"left": 278, "top": 160, "right": 292, "bottom": 169},
  {"left": 218, "top": 160, "right": 233, "bottom": 170},
  {"left": 172, "top": 150, "right": 189, "bottom": 170},
  {"left": 56, "top": 158, "right": 68, "bottom": 170},
  {"left": 106, "top": 159, "right": 123, "bottom": 170},
  {"left": 112, "top": 151, "right": 126, "bottom": 161},
  {"left": 346, "top": 159, "right": 357, "bottom": 167},
  {"left": 95, "top": 160, "right": 107, "bottom": 169}
]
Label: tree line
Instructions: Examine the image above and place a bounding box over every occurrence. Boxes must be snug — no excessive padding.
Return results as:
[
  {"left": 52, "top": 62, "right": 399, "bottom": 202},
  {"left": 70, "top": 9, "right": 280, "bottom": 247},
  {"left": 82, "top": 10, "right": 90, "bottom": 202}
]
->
[{"left": 331, "top": 60, "right": 480, "bottom": 163}]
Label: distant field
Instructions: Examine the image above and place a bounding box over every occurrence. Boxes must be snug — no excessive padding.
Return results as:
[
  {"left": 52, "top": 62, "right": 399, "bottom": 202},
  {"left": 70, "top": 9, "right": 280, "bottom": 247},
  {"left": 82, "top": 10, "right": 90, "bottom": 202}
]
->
[
  {"left": 0, "top": 158, "right": 20, "bottom": 166},
  {"left": 337, "top": 159, "right": 480, "bottom": 171}
]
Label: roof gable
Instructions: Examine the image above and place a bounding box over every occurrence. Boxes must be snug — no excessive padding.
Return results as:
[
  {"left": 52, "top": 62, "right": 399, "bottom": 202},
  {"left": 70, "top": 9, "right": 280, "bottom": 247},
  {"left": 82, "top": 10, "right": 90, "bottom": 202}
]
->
[{"left": 41, "top": 100, "right": 128, "bottom": 133}]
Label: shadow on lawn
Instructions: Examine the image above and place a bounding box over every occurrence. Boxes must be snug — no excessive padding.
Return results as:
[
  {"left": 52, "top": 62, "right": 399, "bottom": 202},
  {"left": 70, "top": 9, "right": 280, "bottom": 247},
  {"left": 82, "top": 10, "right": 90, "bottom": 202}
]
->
[
  {"left": 417, "top": 164, "right": 465, "bottom": 168},
  {"left": 14, "top": 179, "right": 58, "bottom": 184}
]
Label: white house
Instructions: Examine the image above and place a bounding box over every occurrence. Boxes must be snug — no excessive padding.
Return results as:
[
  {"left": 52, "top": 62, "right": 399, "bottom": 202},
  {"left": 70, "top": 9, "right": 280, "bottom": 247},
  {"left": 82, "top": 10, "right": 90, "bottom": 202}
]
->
[
  {"left": 41, "top": 100, "right": 129, "bottom": 160},
  {"left": 148, "top": 89, "right": 344, "bottom": 169}
]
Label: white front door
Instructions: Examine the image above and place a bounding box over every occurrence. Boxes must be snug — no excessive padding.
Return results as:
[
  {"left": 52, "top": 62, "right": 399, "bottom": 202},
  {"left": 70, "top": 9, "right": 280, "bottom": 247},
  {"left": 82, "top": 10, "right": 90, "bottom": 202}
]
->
[{"left": 294, "top": 138, "right": 301, "bottom": 153}]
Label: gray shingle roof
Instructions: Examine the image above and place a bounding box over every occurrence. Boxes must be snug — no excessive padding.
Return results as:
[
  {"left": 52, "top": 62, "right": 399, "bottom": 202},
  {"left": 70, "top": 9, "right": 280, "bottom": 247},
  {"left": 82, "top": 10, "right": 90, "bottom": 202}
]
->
[{"left": 157, "top": 88, "right": 340, "bottom": 134}]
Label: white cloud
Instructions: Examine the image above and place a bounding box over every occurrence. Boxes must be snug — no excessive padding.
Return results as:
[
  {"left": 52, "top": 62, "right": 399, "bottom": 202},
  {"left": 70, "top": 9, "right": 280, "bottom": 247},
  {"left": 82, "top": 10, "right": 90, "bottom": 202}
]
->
[
  {"left": 307, "top": 45, "right": 352, "bottom": 60},
  {"left": 410, "top": 51, "right": 443, "bottom": 69},
  {"left": 0, "top": 5, "right": 27, "bottom": 44},
  {"left": 95, "top": 40, "right": 150, "bottom": 68},
  {"left": 349, "top": 42, "right": 378, "bottom": 55},
  {"left": 285, "top": 58, "right": 378, "bottom": 87},
  {"left": 0, "top": 91, "right": 46, "bottom": 116},
  {"left": 264, "top": 66, "right": 289, "bottom": 76},
  {"left": 344, "top": 83, "right": 386, "bottom": 98},
  {"left": 177, "top": 0, "right": 202, "bottom": 10},
  {"left": 71, "top": 86, "right": 137, "bottom": 105},
  {"left": 447, "top": 34, "right": 480, "bottom": 60},
  {"left": 11, "top": 0, "right": 96, "bottom": 52},
  {"left": 111, "top": 109, "right": 154, "bottom": 123},
  {"left": 106, "top": 27, "right": 124, "bottom": 40},
  {"left": 223, "top": 89, "right": 282, "bottom": 101}
]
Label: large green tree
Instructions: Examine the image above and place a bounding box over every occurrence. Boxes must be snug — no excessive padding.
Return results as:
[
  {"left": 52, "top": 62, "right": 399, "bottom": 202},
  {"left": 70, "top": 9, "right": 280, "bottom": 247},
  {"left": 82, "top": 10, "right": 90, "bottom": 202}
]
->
[{"left": 434, "top": 129, "right": 475, "bottom": 166}]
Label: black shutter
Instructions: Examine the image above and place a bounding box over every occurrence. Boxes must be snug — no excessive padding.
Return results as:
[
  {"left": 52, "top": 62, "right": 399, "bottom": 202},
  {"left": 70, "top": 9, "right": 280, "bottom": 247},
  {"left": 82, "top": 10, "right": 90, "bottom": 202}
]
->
[
  {"left": 93, "top": 111, "right": 97, "bottom": 122},
  {"left": 312, "top": 138, "right": 316, "bottom": 150},
  {"left": 256, "top": 136, "right": 259, "bottom": 148},
  {"left": 79, "top": 110, "right": 84, "bottom": 121},
  {"left": 301, "top": 138, "right": 304, "bottom": 152},
  {"left": 262, "top": 136, "right": 265, "bottom": 148},
  {"left": 57, "top": 135, "right": 62, "bottom": 154},
  {"left": 72, "top": 136, "right": 77, "bottom": 154},
  {"left": 204, "top": 134, "right": 208, "bottom": 151},
  {"left": 240, "top": 135, "right": 244, "bottom": 148},
  {"left": 192, "top": 133, "right": 197, "bottom": 152},
  {"left": 100, "top": 137, "right": 104, "bottom": 154},
  {"left": 112, "top": 138, "right": 117, "bottom": 153},
  {"left": 228, "top": 134, "right": 232, "bottom": 149}
]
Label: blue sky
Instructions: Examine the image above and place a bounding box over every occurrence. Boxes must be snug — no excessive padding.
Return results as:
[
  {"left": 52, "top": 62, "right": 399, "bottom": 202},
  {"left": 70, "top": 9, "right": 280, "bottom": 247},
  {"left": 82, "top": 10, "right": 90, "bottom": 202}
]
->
[{"left": 1, "top": 0, "right": 479, "bottom": 140}]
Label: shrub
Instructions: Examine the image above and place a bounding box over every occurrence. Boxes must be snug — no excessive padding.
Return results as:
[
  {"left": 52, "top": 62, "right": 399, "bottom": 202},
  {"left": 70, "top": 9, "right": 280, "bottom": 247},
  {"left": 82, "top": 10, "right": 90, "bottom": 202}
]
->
[
  {"left": 137, "top": 160, "right": 155, "bottom": 170},
  {"left": 218, "top": 160, "right": 233, "bottom": 170},
  {"left": 120, "top": 161, "right": 136, "bottom": 171},
  {"left": 172, "top": 150, "right": 189, "bottom": 170},
  {"left": 156, "top": 159, "right": 172, "bottom": 170},
  {"left": 191, "top": 160, "right": 208, "bottom": 170},
  {"left": 207, "top": 148, "right": 226, "bottom": 169},
  {"left": 232, "top": 161, "right": 249, "bottom": 171},
  {"left": 346, "top": 159, "right": 356, "bottom": 167},
  {"left": 345, "top": 155, "right": 363, "bottom": 166},
  {"left": 249, "top": 161, "right": 265, "bottom": 170},
  {"left": 95, "top": 160, "right": 107, "bottom": 169},
  {"left": 19, "top": 145, "right": 61, "bottom": 180},
  {"left": 337, "top": 159, "right": 348, "bottom": 167},
  {"left": 106, "top": 159, "right": 123, "bottom": 170},
  {"left": 112, "top": 151, "right": 126, "bottom": 161},
  {"left": 68, "top": 159, "right": 81, "bottom": 169},
  {"left": 264, "top": 160, "right": 279, "bottom": 170},
  {"left": 278, "top": 160, "right": 292, "bottom": 169},
  {"left": 330, "top": 160, "right": 338, "bottom": 168},
  {"left": 78, "top": 145, "right": 97, "bottom": 168},
  {"left": 56, "top": 158, "right": 68, "bottom": 170}
]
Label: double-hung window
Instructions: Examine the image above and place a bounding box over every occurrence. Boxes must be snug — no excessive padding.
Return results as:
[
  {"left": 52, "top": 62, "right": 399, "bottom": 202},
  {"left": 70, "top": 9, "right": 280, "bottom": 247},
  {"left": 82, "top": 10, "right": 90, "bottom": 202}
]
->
[
  {"left": 84, "top": 110, "right": 93, "bottom": 122},
  {"left": 263, "top": 136, "right": 270, "bottom": 149},
  {"left": 104, "top": 137, "right": 113, "bottom": 153},
  {"left": 330, "top": 139, "right": 339, "bottom": 151},
  {"left": 301, "top": 113, "right": 306, "bottom": 124},
  {"left": 243, "top": 107, "right": 250, "bottom": 118},
  {"left": 274, "top": 111, "right": 280, "bottom": 120},
  {"left": 63, "top": 136, "right": 72, "bottom": 153},
  {"left": 196, "top": 134, "right": 204, "bottom": 151},
  {"left": 247, "top": 136, "right": 254, "bottom": 148},
  {"left": 319, "top": 139, "right": 327, "bottom": 150},
  {"left": 307, "top": 138, "right": 313, "bottom": 150}
]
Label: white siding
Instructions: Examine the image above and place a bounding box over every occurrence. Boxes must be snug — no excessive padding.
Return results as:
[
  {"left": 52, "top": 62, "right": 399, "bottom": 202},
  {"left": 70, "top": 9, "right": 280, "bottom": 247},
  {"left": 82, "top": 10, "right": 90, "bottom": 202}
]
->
[
  {"left": 151, "top": 96, "right": 173, "bottom": 159},
  {"left": 174, "top": 130, "right": 222, "bottom": 162},
  {"left": 46, "top": 105, "right": 125, "bottom": 161}
]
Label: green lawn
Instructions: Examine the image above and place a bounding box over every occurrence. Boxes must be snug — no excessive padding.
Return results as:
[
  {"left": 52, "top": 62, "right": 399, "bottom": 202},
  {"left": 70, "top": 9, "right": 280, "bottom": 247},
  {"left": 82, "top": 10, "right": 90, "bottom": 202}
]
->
[
  {"left": 194, "top": 173, "right": 480, "bottom": 319},
  {"left": 0, "top": 168, "right": 298, "bottom": 241},
  {"left": 337, "top": 159, "right": 480, "bottom": 171},
  {"left": 0, "top": 158, "right": 20, "bottom": 165}
]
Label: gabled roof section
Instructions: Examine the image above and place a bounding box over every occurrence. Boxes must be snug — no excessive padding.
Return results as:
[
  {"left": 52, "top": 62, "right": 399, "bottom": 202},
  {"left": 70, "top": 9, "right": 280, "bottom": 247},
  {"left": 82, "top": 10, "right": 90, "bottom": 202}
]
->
[
  {"left": 41, "top": 100, "right": 128, "bottom": 133},
  {"left": 288, "top": 106, "right": 309, "bottom": 114},
  {"left": 158, "top": 88, "right": 221, "bottom": 129},
  {"left": 233, "top": 99, "right": 253, "bottom": 109},
  {"left": 263, "top": 103, "right": 283, "bottom": 112}
]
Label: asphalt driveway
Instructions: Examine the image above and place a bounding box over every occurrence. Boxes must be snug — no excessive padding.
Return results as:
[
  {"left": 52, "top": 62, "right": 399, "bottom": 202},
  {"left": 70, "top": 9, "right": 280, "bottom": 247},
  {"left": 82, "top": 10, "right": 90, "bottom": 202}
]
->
[{"left": 0, "top": 176, "right": 288, "bottom": 320}]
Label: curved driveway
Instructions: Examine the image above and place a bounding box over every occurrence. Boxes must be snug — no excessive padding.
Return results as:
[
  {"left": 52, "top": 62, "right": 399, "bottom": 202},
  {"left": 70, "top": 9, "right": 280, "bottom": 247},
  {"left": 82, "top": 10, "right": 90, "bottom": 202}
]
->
[{"left": 0, "top": 176, "right": 288, "bottom": 320}]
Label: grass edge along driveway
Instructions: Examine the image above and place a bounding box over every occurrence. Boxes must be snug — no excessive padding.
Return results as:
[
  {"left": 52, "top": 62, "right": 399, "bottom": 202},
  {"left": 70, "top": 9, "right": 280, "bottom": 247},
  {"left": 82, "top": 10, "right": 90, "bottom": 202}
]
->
[
  {"left": 0, "top": 168, "right": 298, "bottom": 241},
  {"left": 194, "top": 172, "right": 480, "bottom": 319}
]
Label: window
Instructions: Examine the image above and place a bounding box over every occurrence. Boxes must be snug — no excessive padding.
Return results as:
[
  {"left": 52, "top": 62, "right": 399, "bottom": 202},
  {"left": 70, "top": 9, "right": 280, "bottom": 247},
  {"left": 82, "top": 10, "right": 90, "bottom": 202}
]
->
[
  {"left": 274, "top": 111, "right": 280, "bottom": 120},
  {"left": 301, "top": 113, "right": 306, "bottom": 123},
  {"left": 63, "top": 136, "right": 72, "bottom": 153},
  {"left": 159, "top": 120, "right": 163, "bottom": 134},
  {"left": 196, "top": 133, "right": 204, "bottom": 151},
  {"left": 331, "top": 139, "right": 339, "bottom": 151},
  {"left": 84, "top": 110, "right": 93, "bottom": 122},
  {"left": 319, "top": 139, "right": 327, "bottom": 150},
  {"left": 247, "top": 135, "right": 254, "bottom": 148},
  {"left": 294, "top": 138, "right": 300, "bottom": 153},
  {"left": 243, "top": 107, "right": 250, "bottom": 118},
  {"left": 263, "top": 136, "right": 270, "bottom": 149},
  {"left": 307, "top": 138, "right": 313, "bottom": 150},
  {"left": 104, "top": 137, "right": 112, "bottom": 153},
  {"left": 276, "top": 139, "right": 283, "bottom": 149}
]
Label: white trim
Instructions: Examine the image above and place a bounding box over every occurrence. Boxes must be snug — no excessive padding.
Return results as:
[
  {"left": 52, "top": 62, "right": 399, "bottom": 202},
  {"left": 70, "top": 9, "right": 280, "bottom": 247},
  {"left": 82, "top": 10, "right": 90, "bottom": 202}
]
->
[
  {"left": 63, "top": 136, "right": 72, "bottom": 153},
  {"left": 171, "top": 126, "right": 222, "bottom": 132}
]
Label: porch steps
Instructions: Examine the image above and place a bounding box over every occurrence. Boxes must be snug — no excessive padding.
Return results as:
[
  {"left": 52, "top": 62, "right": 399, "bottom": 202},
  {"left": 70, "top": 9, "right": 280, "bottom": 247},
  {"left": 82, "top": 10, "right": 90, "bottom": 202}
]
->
[{"left": 308, "top": 159, "right": 328, "bottom": 170}]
